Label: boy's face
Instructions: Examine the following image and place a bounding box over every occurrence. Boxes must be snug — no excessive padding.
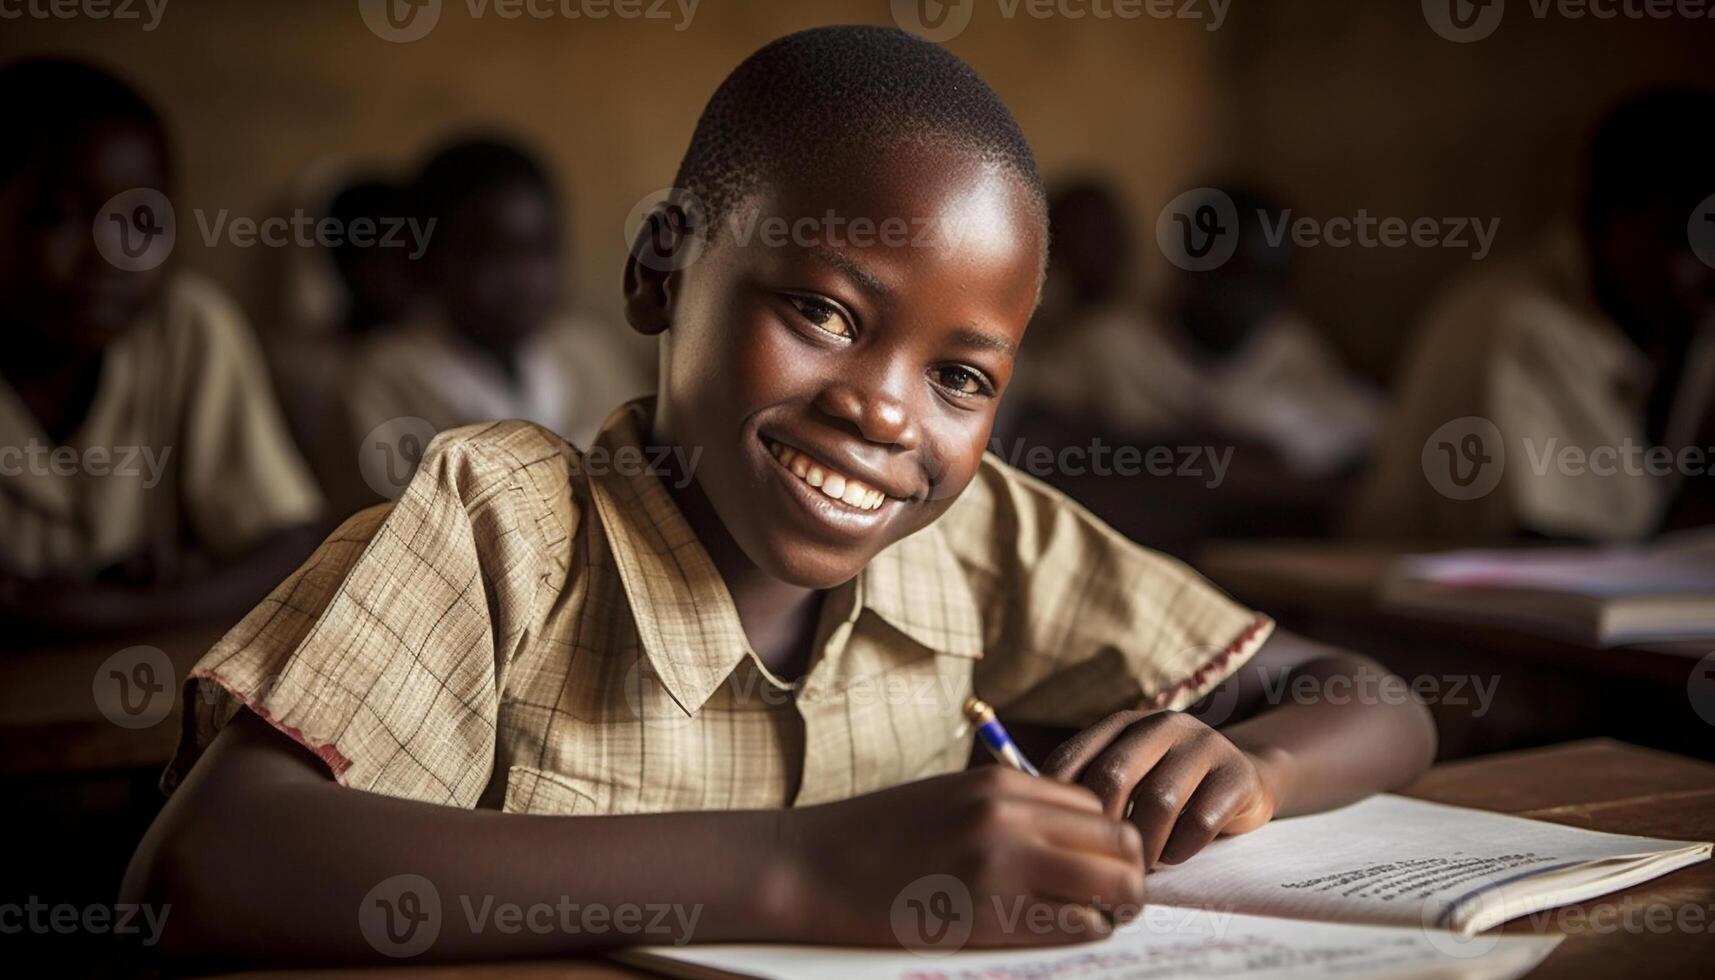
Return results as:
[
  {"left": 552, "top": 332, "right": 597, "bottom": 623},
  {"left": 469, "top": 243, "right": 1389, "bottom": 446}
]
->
[
  {"left": 0, "top": 119, "right": 170, "bottom": 354},
  {"left": 637, "top": 146, "right": 1045, "bottom": 589}
]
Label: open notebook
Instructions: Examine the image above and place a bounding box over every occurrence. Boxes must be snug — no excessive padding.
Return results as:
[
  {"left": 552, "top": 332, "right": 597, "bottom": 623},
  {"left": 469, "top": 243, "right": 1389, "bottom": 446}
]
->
[
  {"left": 1380, "top": 531, "right": 1715, "bottom": 646},
  {"left": 616, "top": 795, "right": 1709, "bottom": 980}
]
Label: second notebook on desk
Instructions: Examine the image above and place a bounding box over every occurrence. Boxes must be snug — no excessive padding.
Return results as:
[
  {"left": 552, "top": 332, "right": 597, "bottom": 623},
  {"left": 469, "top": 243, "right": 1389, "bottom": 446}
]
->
[{"left": 1381, "top": 531, "right": 1715, "bottom": 646}]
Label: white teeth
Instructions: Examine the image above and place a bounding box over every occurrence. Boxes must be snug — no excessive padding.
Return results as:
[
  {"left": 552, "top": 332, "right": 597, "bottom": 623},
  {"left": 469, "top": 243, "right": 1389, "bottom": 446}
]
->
[{"left": 767, "top": 439, "right": 887, "bottom": 511}]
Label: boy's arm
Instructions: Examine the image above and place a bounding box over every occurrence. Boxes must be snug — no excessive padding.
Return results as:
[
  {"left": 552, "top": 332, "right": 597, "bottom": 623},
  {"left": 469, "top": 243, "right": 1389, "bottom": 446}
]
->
[
  {"left": 1044, "top": 630, "right": 1436, "bottom": 869},
  {"left": 123, "top": 710, "right": 1145, "bottom": 966}
]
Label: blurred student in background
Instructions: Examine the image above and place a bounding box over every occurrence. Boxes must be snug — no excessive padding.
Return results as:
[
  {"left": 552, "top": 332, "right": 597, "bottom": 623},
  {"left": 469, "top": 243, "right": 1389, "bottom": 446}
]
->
[
  {"left": 265, "top": 171, "right": 425, "bottom": 505},
  {"left": 1008, "top": 177, "right": 1201, "bottom": 438},
  {"left": 324, "top": 177, "right": 425, "bottom": 337},
  {"left": 1015, "top": 181, "right": 1379, "bottom": 478},
  {"left": 0, "top": 60, "right": 323, "bottom": 638},
  {"left": 1349, "top": 90, "right": 1715, "bottom": 542},
  {"left": 331, "top": 136, "right": 647, "bottom": 515},
  {"left": 1007, "top": 179, "right": 1380, "bottom": 554},
  {"left": 1164, "top": 187, "right": 1382, "bottom": 480}
]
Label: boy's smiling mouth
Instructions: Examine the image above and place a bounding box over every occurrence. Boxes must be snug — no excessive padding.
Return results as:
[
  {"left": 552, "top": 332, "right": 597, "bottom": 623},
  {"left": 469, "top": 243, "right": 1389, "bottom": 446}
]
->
[{"left": 766, "top": 439, "right": 889, "bottom": 511}]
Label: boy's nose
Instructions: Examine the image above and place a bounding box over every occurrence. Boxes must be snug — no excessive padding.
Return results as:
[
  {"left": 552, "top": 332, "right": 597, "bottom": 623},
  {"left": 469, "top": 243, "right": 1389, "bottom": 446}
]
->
[{"left": 814, "top": 383, "right": 920, "bottom": 451}]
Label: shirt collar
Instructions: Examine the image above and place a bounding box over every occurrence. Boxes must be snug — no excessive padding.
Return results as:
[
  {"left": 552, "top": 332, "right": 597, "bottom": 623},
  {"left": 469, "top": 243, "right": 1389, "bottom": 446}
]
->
[
  {"left": 581, "top": 398, "right": 985, "bottom": 715},
  {"left": 855, "top": 524, "right": 985, "bottom": 660},
  {"left": 583, "top": 399, "right": 752, "bottom": 716}
]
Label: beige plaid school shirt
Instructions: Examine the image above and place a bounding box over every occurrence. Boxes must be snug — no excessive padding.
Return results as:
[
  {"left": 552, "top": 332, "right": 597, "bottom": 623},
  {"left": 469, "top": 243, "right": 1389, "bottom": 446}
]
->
[{"left": 167, "top": 398, "right": 1271, "bottom": 814}]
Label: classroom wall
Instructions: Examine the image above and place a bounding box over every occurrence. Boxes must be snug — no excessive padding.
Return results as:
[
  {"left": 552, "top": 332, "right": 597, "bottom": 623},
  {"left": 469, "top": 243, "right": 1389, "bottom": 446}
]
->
[
  {"left": 4, "top": 0, "right": 1713, "bottom": 380},
  {"left": 1223, "top": 0, "right": 1715, "bottom": 379},
  {"left": 0, "top": 0, "right": 1223, "bottom": 351}
]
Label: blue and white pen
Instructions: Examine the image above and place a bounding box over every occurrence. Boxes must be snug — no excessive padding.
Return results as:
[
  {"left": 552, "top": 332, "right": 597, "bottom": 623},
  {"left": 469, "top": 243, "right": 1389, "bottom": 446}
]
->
[{"left": 964, "top": 696, "right": 1040, "bottom": 776}]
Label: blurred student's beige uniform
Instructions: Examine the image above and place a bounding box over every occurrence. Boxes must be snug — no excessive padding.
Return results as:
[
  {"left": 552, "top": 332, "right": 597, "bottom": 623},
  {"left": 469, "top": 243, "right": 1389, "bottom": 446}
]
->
[
  {"left": 1349, "top": 230, "right": 1715, "bottom": 542},
  {"left": 1017, "top": 307, "right": 1379, "bottom": 476},
  {"left": 330, "top": 316, "right": 649, "bottom": 510},
  {"left": 0, "top": 274, "right": 324, "bottom": 577},
  {"left": 1017, "top": 307, "right": 1202, "bottom": 435}
]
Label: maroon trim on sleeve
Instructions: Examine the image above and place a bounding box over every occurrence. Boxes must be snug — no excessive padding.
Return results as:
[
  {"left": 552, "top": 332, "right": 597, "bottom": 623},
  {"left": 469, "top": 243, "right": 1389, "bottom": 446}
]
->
[
  {"left": 1145, "top": 614, "right": 1275, "bottom": 710},
  {"left": 192, "top": 667, "right": 355, "bottom": 778}
]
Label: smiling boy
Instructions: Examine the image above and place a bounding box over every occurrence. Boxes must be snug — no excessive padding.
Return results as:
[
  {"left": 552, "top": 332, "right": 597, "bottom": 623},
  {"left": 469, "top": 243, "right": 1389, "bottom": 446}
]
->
[{"left": 124, "top": 27, "right": 1433, "bottom": 966}]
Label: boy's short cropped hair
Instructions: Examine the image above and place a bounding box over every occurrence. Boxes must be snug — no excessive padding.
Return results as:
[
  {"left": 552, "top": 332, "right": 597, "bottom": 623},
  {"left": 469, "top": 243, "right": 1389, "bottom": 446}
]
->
[{"left": 672, "top": 25, "right": 1048, "bottom": 239}]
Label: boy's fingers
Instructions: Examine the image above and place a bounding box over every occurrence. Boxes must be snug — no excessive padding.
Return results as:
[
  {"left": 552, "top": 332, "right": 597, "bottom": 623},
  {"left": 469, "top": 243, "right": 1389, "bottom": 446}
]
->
[
  {"left": 980, "top": 900, "right": 1113, "bottom": 948},
  {"left": 1013, "top": 772, "right": 1106, "bottom": 814},
  {"left": 1126, "top": 750, "right": 1212, "bottom": 868},
  {"left": 1033, "top": 804, "right": 1145, "bottom": 863},
  {"left": 1156, "top": 765, "right": 1253, "bottom": 867},
  {"left": 1040, "top": 710, "right": 1147, "bottom": 780},
  {"left": 1074, "top": 726, "right": 1176, "bottom": 819},
  {"left": 1020, "top": 846, "right": 1146, "bottom": 915}
]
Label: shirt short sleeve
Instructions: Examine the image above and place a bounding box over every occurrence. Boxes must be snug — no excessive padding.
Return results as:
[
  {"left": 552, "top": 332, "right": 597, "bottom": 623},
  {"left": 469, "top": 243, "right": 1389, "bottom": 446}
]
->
[
  {"left": 165, "top": 421, "right": 578, "bottom": 808},
  {"left": 941, "top": 454, "right": 1273, "bottom": 728}
]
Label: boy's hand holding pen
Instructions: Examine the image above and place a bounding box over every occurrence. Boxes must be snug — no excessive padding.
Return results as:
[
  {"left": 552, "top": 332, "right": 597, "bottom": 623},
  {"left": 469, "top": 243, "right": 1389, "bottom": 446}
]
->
[{"left": 969, "top": 696, "right": 1282, "bottom": 870}]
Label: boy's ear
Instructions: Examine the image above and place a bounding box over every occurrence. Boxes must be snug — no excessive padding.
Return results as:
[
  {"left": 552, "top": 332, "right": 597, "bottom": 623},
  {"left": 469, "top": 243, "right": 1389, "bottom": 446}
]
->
[{"left": 623, "top": 203, "right": 701, "bottom": 337}]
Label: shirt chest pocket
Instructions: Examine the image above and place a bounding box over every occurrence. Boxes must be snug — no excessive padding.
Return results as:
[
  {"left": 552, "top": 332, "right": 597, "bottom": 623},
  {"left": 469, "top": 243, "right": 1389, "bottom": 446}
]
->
[{"left": 501, "top": 765, "right": 608, "bottom": 815}]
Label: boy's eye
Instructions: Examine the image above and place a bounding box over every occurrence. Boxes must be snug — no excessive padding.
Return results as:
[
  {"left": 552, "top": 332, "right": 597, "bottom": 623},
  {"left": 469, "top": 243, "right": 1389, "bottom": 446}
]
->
[
  {"left": 788, "top": 295, "right": 853, "bottom": 339},
  {"left": 932, "top": 365, "right": 995, "bottom": 398}
]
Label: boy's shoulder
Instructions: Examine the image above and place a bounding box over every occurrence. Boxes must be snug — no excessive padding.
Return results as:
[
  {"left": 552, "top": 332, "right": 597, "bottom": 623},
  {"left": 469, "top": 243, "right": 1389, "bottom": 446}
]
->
[{"left": 414, "top": 419, "right": 584, "bottom": 528}]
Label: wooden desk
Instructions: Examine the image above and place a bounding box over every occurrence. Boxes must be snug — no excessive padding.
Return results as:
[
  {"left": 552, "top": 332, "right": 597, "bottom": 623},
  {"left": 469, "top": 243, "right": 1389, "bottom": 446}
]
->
[
  {"left": 0, "top": 621, "right": 226, "bottom": 774},
  {"left": 1410, "top": 739, "right": 1715, "bottom": 977},
  {"left": 217, "top": 740, "right": 1712, "bottom": 979},
  {"left": 1197, "top": 542, "right": 1713, "bottom": 759}
]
